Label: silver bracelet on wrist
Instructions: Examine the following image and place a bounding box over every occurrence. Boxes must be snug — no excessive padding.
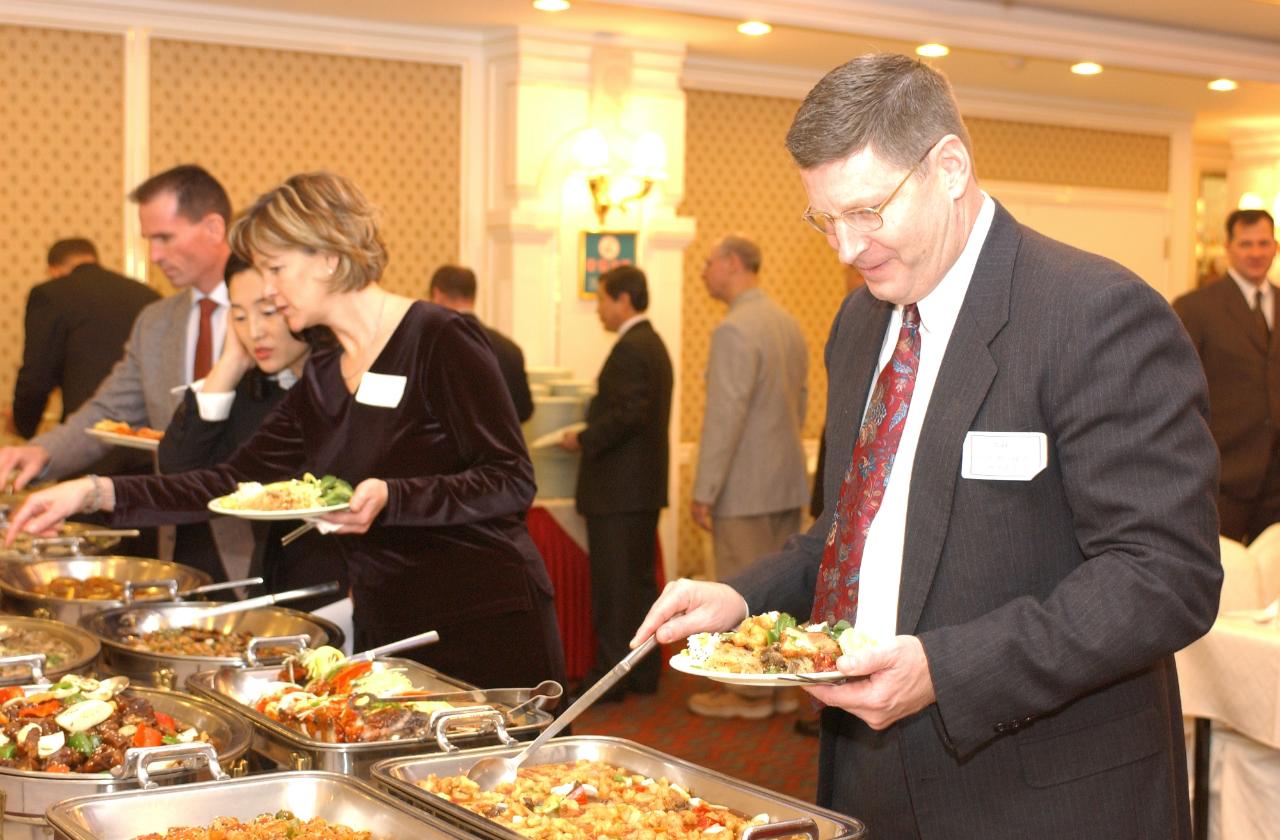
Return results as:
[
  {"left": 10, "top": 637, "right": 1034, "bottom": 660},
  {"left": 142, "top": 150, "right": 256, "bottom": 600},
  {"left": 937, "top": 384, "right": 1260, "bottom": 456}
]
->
[{"left": 83, "top": 475, "right": 102, "bottom": 514}]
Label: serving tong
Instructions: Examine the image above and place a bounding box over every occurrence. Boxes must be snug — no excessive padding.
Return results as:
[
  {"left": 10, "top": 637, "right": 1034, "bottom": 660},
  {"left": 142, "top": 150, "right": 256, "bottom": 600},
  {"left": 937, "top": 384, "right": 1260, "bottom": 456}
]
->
[{"left": 121, "top": 576, "right": 265, "bottom": 603}]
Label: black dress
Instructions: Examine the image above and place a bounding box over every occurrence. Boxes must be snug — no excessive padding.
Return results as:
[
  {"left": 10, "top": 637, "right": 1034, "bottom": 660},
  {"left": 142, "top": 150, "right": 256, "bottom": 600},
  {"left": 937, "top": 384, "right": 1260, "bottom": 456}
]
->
[
  {"left": 156, "top": 370, "right": 348, "bottom": 612},
  {"left": 109, "top": 302, "right": 566, "bottom": 690}
]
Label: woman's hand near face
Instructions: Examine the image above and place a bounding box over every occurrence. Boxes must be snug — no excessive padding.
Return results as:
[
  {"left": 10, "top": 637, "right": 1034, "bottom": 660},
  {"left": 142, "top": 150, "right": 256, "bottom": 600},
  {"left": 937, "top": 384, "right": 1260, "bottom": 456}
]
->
[
  {"left": 320, "top": 478, "right": 388, "bottom": 534},
  {"left": 3, "top": 478, "right": 101, "bottom": 546},
  {"left": 202, "top": 318, "right": 254, "bottom": 394}
]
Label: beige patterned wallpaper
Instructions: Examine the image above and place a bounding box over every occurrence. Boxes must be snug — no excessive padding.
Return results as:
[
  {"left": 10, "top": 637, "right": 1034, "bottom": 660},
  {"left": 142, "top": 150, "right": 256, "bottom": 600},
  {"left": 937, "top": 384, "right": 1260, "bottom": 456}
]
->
[
  {"left": 969, "top": 117, "right": 1169, "bottom": 192},
  {"left": 674, "top": 90, "right": 1173, "bottom": 576},
  {"left": 677, "top": 89, "right": 847, "bottom": 578},
  {"left": 150, "top": 39, "right": 461, "bottom": 298},
  {"left": 0, "top": 25, "right": 125, "bottom": 429}
]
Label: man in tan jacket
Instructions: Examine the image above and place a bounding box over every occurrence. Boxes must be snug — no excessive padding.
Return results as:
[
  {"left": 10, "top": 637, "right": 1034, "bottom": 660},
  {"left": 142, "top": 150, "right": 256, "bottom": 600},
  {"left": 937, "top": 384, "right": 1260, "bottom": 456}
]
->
[{"left": 689, "top": 235, "right": 808, "bottom": 718}]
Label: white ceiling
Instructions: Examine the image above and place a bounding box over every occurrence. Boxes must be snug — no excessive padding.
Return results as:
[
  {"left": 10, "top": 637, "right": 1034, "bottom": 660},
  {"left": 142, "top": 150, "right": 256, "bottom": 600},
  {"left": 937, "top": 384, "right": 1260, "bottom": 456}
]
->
[{"left": 111, "top": 0, "right": 1280, "bottom": 143}]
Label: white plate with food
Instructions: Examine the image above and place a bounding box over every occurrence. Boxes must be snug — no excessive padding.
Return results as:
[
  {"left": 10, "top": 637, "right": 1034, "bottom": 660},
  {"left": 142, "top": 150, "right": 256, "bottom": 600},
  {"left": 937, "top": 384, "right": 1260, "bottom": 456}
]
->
[
  {"left": 668, "top": 652, "right": 847, "bottom": 686},
  {"left": 207, "top": 473, "right": 353, "bottom": 520},
  {"left": 85, "top": 426, "right": 162, "bottom": 451},
  {"left": 669, "top": 611, "right": 880, "bottom": 687}
]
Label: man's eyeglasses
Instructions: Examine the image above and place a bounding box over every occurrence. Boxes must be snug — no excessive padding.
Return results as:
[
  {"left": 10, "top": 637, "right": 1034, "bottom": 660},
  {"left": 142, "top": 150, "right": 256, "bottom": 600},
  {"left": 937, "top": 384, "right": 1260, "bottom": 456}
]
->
[{"left": 802, "top": 158, "right": 921, "bottom": 236}]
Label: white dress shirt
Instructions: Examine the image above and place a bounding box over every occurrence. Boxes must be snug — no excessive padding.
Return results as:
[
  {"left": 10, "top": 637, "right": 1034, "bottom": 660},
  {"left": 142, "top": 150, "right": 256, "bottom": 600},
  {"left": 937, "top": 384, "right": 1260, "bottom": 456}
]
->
[
  {"left": 184, "top": 284, "right": 230, "bottom": 384},
  {"left": 194, "top": 367, "right": 298, "bottom": 422},
  {"left": 853, "top": 194, "right": 996, "bottom": 641},
  {"left": 617, "top": 313, "right": 649, "bottom": 338},
  {"left": 1228, "top": 267, "right": 1274, "bottom": 331}
]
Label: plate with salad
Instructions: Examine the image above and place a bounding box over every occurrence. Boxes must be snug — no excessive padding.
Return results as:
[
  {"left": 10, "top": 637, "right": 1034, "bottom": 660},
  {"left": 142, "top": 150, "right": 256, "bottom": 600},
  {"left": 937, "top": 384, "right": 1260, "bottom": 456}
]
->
[
  {"left": 207, "top": 473, "right": 353, "bottom": 520},
  {"left": 669, "top": 611, "right": 877, "bottom": 687}
]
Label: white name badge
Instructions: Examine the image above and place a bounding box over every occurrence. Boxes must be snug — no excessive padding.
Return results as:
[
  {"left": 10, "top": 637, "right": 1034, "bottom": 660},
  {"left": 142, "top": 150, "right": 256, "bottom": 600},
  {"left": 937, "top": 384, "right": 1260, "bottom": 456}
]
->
[
  {"left": 354, "top": 372, "right": 406, "bottom": 408},
  {"left": 961, "top": 431, "right": 1048, "bottom": 481}
]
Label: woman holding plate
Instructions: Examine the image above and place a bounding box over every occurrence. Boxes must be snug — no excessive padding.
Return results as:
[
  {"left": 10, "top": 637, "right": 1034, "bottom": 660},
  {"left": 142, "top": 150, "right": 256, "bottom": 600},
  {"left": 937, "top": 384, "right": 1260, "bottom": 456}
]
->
[
  {"left": 7, "top": 172, "right": 566, "bottom": 690},
  {"left": 157, "top": 252, "right": 348, "bottom": 613}
]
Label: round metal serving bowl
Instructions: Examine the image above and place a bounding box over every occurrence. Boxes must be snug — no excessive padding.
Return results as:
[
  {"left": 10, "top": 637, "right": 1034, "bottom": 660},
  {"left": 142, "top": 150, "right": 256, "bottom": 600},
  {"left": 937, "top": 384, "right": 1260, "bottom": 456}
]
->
[
  {"left": 0, "top": 614, "right": 99, "bottom": 685},
  {"left": 83, "top": 601, "right": 345, "bottom": 690},
  {"left": 0, "top": 555, "right": 212, "bottom": 625},
  {"left": 0, "top": 520, "right": 127, "bottom": 562},
  {"left": 0, "top": 683, "right": 251, "bottom": 839}
]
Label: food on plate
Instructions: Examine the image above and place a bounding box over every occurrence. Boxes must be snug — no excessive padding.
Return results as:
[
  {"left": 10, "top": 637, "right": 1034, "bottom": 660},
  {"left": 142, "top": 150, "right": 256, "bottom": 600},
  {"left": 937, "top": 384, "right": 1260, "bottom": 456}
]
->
[
  {"left": 248, "top": 646, "right": 456, "bottom": 743},
  {"left": 121, "top": 627, "right": 292, "bottom": 659},
  {"left": 682, "top": 612, "right": 878, "bottom": 675},
  {"left": 131, "top": 811, "right": 371, "bottom": 840},
  {"left": 0, "top": 674, "right": 209, "bottom": 773},
  {"left": 214, "top": 473, "right": 353, "bottom": 512},
  {"left": 31, "top": 575, "right": 169, "bottom": 602},
  {"left": 0, "top": 628, "right": 77, "bottom": 676},
  {"left": 419, "top": 759, "right": 774, "bottom": 840},
  {"left": 92, "top": 419, "right": 164, "bottom": 440}
]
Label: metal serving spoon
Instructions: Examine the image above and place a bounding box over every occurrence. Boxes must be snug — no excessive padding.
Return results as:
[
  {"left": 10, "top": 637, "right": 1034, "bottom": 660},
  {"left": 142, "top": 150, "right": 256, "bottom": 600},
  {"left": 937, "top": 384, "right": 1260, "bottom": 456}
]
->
[{"left": 465, "top": 636, "right": 658, "bottom": 791}]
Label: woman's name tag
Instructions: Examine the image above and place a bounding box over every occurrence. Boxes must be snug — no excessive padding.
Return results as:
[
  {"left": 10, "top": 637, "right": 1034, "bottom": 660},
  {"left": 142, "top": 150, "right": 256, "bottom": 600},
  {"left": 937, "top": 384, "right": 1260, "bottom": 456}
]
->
[{"left": 354, "top": 372, "right": 406, "bottom": 408}]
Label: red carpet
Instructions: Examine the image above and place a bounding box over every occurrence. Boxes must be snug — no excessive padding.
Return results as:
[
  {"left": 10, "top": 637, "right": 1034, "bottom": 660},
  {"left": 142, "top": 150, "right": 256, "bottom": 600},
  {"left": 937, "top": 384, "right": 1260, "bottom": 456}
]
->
[{"left": 570, "top": 645, "right": 820, "bottom": 803}]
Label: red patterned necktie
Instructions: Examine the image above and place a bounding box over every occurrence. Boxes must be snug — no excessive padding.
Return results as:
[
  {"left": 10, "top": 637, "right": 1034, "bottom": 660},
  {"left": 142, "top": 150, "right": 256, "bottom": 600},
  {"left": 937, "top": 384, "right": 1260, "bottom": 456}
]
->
[
  {"left": 812, "top": 303, "right": 922, "bottom": 626},
  {"left": 193, "top": 297, "right": 218, "bottom": 381}
]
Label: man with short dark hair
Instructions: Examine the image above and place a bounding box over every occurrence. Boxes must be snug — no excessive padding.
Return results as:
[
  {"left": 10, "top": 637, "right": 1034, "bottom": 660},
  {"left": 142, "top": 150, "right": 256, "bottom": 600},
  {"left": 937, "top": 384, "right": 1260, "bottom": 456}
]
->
[
  {"left": 0, "top": 166, "right": 233, "bottom": 577},
  {"left": 561, "top": 265, "right": 672, "bottom": 700},
  {"left": 429, "top": 265, "right": 533, "bottom": 422},
  {"left": 635, "top": 53, "right": 1219, "bottom": 837},
  {"left": 12, "top": 239, "right": 159, "bottom": 438},
  {"left": 1175, "top": 208, "right": 1280, "bottom": 542}
]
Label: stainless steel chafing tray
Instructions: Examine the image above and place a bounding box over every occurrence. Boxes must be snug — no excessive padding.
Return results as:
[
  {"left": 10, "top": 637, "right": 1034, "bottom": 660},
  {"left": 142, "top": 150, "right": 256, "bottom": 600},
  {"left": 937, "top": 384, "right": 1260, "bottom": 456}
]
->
[
  {"left": 0, "top": 518, "right": 126, "bottom": 562},
  {"left": 0, "top": 615, "right": 99, "bottom": 685},
  {"left": 0, "top": 555, "right": 212, "bottom": 625},
  {"left": 371, "top": 735, "right": 866, "bottom": 840},
  {"left": 0, "top": 685, "right": 252, "bottom": 840},
  {"left": 82, "top": 601, "right": 344, "bottom": 689},
  {"left": 45, "top": 770, "right": 472, "bottom": 840},
  {"left": 185, "top": 659, "right": 559, "bottom": 778}
]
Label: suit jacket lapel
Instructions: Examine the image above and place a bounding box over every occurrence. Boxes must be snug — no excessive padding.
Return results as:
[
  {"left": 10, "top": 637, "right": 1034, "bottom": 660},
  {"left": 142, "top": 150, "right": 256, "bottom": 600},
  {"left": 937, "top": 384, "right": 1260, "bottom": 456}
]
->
[
  {"left": 825, "top": 297, "right": 893, "bottom": 502},
  {"left": 1222, "top": 278, "right": 1269, "bottom": 356},
  {"left": 896, "top": 202, "right": 1016, "bottom": 635}
]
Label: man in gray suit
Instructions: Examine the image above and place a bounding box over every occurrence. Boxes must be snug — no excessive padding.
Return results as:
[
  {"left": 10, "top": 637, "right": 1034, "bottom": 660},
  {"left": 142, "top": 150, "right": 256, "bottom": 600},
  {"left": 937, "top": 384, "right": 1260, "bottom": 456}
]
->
[
  {"left": 688, "top": 234, "right": 808, "bottom": 720},
  {"left": 0, "top": 166, "right": 232, "bottom": 575},
  {"left": 635, "top": 53, "right": 1219, "bottom": 838}
]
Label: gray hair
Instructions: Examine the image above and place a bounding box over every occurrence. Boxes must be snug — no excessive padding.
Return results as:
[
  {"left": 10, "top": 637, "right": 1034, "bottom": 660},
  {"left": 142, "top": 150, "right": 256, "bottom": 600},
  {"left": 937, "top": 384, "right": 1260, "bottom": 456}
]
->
[
  {"left": 785, "top": 53, "right": 973, "bottom": 172},
  {"left": 716, "top": 235, "right": 762, "bottom": 274}
]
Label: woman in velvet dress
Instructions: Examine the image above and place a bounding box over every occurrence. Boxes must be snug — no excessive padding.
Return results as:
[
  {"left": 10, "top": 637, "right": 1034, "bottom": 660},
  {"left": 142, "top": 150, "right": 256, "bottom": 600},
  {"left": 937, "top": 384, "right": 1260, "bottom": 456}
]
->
[
  {"left": 157, "top": 254, "right": 348, "bottom": 613},
  {"left": 8, "top": 172, "right": 566, "bottom": 691}
]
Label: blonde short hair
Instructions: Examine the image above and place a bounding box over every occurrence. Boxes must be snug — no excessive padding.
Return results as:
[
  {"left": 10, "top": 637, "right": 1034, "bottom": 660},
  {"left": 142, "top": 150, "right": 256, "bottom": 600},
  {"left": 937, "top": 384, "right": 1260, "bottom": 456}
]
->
[{"left": 229, "top": 172, "right": 388, "bottom": 293}]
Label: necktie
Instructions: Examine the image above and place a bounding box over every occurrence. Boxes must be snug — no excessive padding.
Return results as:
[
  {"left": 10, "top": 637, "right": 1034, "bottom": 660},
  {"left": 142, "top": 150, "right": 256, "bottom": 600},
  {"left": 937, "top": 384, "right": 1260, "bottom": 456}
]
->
[
  {"left": 193, "top": 297, "right": 218, "bottom": 381},
  {"left": 811, "top": 304, "right": 922, "bottom": 626},
  {"left": 1255, "top": 289, "right": 1270, "bottom": 342}
]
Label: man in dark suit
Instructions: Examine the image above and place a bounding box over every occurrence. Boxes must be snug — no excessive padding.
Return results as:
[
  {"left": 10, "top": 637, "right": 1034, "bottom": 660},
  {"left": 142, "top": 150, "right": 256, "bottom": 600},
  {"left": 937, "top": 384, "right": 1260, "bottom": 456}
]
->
[
  {"left": 561, "top": 265, "right": 672, "bottom": 699},
  {"left": 1174, "top": 209, "right": 1279, "bottom": 543},
  {"left": 12, "top": 238, "right": 160, "bottom": 438},
  {"left": 428, "top": 264, "right": 533, "bottom": 422},
  {"left": 634, "top": 54, "right": 1220, "bottom": 838}
]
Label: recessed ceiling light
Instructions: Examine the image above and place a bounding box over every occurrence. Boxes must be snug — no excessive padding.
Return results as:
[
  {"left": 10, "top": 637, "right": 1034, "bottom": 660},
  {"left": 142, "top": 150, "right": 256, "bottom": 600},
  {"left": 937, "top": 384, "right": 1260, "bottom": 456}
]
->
[
  {"left": 916, "top": 43, "right": 950, "bottom": 58},
  {"left": 532, "top": 0, "right": 570, "bottom": 11},
  {"left": 1208, "top": 78, "right": 1239, "bottom": 92},
  {"left": 737, "top": 20, "right": 772, "bottom": 36},
  {"left": 1071, "top": 61, "right": 1103, "bottom": 76}
]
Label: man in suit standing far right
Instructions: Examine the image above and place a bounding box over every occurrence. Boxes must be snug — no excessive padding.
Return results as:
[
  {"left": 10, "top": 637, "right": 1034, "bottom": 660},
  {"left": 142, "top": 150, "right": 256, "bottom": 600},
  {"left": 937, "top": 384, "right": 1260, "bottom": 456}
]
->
[
  {"left": 1174, "top": 208, "right": 1280, "bottom": 543},
  {"left": 560, "top": 265, "right": 672, "bottom": 700}
]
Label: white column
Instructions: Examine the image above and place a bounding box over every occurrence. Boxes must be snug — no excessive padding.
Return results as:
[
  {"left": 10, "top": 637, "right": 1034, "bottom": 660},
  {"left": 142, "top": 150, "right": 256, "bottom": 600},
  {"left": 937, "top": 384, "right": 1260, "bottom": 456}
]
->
[
  {"left": 1228, "top": 126, "right": 1280, "bottom": 222},
  {"left": 481, "top": 31, "right": 693, "bottom": 577}
]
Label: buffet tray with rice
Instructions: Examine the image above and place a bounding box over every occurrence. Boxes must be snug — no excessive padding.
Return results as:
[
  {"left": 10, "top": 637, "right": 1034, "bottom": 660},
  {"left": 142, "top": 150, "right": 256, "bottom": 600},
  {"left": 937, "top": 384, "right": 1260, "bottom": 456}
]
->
[
  {"left": 371, "top": 736, "right": 866, "bottom": 840},
  {"left": 45, "top": 771, "right": 471, "bottom": 840}
]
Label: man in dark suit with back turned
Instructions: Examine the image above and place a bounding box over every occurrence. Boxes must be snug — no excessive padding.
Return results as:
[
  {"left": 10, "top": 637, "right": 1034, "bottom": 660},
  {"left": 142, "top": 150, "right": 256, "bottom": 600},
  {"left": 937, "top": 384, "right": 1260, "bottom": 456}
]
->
[
  {"left": 634, "top": 53, "right": 1220, "bottom": 839},
  {"left": 1174, "top": 209, "right": 1280, "bottom": 543},
  {"left": 12, "top": 238, "right": 160, "bottom": 438},
  {"left": 428, "top": 264, "right": 533, "bottom": 422},
  {"left": 561, "top": 265, "right": 672, "bottom": 700}
]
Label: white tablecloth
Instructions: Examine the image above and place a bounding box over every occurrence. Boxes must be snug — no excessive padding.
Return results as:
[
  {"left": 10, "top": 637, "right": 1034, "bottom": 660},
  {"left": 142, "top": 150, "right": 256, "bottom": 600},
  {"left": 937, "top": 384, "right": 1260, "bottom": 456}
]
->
[{"left": 1177, "top": 614, "right": 1280, "bottom": 749}]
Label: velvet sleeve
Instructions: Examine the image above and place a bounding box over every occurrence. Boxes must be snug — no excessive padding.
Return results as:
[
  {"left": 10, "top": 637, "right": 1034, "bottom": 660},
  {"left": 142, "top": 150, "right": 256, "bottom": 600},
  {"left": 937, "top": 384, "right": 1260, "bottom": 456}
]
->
[{"left": 381, "top": 316, "right": 535, "bottom": 526}]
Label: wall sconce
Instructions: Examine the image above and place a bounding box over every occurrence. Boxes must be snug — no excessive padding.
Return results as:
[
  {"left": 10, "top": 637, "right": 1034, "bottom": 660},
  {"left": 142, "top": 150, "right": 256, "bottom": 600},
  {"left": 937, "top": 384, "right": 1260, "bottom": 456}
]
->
[{"left": 573, "top": 128, "right": 667, "bottom": 226}]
